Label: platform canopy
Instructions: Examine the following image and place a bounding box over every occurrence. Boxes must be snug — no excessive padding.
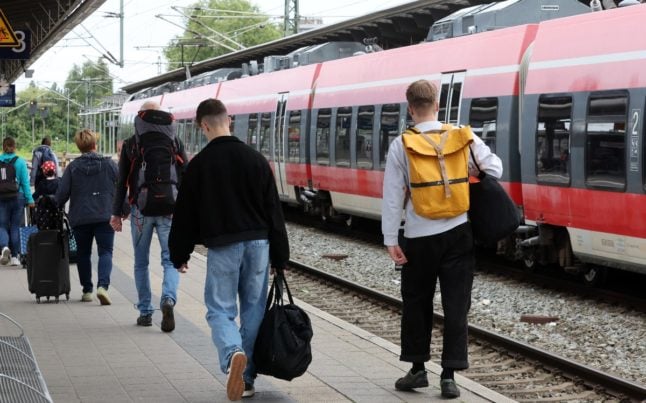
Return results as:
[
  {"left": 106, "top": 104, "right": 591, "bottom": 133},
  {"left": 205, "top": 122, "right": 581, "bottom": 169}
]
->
[{"left": 0, "top": 0, "right": 107, "bottom": 84}]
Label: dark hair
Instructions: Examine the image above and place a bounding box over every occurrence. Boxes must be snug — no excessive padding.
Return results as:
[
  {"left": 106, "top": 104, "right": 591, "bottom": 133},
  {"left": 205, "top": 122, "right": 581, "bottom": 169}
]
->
[
  {"left": 406, "top": 80, "right": 438, "bottom": 112},
  {"left": 2, "top": 137, "right": 16, "bottom": 153},
  {"left": 41, "top": 136, "right": 51, "bottom": 146},
  {"left": 196, "top": 98, "right": 228, "bottom": 126}
]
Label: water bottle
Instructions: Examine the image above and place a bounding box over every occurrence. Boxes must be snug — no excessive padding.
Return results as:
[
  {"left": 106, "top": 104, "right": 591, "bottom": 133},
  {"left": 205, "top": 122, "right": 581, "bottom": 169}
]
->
[{"left": 590, "top": 0, "right": 603, "bottom": 11}]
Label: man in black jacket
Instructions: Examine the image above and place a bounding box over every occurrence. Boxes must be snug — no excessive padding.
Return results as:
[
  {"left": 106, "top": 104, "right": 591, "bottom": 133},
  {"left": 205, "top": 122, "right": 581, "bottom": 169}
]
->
[
  {"left": 110, "top": 101, "right": 188, "bottom": 333},
  {"left": 169, "top": 98, "right": 289, "bottom": 401}
]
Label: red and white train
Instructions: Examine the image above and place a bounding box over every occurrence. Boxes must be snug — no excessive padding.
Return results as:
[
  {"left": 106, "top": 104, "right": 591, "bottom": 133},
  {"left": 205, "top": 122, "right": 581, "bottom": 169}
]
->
[{"left": 120, "top": 5, "right": 646, "bottom": 283}]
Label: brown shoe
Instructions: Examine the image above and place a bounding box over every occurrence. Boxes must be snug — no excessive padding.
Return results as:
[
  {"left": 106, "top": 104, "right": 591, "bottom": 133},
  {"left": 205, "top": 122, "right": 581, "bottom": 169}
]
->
[{"left": 226, "top": 351, "right": 247, "bottom": 401}]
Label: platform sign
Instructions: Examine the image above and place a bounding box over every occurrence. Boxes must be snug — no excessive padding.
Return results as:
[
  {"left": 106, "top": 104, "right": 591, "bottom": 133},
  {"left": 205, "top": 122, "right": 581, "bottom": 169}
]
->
[
  {"left": 0, "top": 29, "right": 30, "bottom": 59},
  {"left": 0, "top": 9, "right": 19, "bottom": 47},
  {"left": 0, "top": 85, "right": 16, "bottom": 107}
]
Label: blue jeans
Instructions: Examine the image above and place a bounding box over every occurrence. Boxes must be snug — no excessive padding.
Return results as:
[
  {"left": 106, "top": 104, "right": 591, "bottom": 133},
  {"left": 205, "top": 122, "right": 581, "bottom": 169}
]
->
[
  {"left": 0, "top": 195, "right": 25, "bottom": 257},
  {"left": 73, "top": 221, "right": 115, "bottom": 293},
  {"left": 205, "top": 240, "right": 269, "bottom": 384},
  {"left": 130, "top": 206, "right": 179, "bottom": 315}
]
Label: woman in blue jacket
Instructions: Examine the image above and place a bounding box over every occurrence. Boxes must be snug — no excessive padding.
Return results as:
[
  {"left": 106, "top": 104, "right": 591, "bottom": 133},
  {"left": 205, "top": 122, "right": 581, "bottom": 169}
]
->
[
  {"left": 56, "top": 129, "right": 118, "bottom": 304},
  {"left": 0, "top": 137, "right": 35, "bottom": 266}
]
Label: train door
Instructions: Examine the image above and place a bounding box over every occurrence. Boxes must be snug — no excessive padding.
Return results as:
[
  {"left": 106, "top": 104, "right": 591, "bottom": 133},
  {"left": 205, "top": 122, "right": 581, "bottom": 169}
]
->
[
  {"left": 438, "top": 72, "right": 465, "bottom": 125},
  {"left": 273, "top": 93, "right": 289, "bottom": 198}
]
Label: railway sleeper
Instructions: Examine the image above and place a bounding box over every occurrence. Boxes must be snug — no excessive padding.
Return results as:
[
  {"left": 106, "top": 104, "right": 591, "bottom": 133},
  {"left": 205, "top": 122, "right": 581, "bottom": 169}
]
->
[
  {"left": 469, "top": 358, "right": 517, "bottom": 369},
  {"left": 515, "top": 390, "right": 596, "bottom": 402},
  {"left": 504, "top": 381, "right": 574, "bottom": 394},
  {"left": 481, "top": 374, "right": 551, "bottom": 386},
  {"left": 466, "top": 366, "right": 534, "bottom": 378}
]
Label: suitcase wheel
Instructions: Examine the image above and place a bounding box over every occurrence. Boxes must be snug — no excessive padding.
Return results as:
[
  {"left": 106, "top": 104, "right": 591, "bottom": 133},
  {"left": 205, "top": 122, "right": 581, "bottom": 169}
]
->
[
  {"left": 46, "top": 296, "right": 50, "bottom": 302},
  {"left": 66, "top": 294, "right": 70, "bottom": 301},
  {"left": 36, "top": 297, "right": 41, "bottom": 304},
  {"left": 55, "top": 297, "right": 59, "bottom": 304}
]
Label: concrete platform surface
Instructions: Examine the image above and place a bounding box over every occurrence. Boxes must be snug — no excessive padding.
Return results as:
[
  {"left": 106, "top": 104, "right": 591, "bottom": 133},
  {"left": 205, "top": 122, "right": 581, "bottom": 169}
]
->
[{"left": 0, "top": 223, "right": 514, "bottom": 403}]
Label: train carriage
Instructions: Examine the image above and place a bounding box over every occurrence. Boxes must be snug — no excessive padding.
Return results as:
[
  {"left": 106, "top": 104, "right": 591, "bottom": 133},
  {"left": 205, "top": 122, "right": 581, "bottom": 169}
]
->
[{"left": 119, "top": 4, "right": 646, "bottom": 282}]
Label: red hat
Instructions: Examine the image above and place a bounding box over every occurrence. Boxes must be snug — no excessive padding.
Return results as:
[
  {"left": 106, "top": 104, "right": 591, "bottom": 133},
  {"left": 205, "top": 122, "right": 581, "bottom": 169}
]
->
[{"left": 41, "top": 160, "right": 56, "bottom": 177}]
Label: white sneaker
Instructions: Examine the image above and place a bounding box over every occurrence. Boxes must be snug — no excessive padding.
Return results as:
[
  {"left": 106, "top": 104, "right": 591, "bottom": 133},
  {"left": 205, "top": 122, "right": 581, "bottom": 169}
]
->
[
  {"left": 9, "top": 256, "right": 20, "bottom": 266},
  {"left": 0, "top": 247, "right": 10, "bottom": 265}
]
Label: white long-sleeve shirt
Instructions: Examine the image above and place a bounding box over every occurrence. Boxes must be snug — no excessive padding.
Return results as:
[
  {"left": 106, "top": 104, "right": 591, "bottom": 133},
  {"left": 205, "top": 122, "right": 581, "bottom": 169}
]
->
[{"left": 381, "top": 121, "right": 503, "bottom": 246}]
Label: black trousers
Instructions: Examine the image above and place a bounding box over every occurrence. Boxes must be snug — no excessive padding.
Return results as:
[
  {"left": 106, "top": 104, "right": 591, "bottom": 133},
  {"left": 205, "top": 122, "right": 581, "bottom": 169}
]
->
[{"left": 399, "top": 222, "right": 474, "bottom": 370}]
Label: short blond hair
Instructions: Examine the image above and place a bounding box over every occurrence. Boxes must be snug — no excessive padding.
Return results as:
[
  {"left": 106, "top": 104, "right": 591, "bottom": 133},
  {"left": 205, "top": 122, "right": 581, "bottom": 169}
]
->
[
  {"left": 406, "top": 80, "right": 439, "bottom": 113},
  {"left": 74, "top": 129, "right": 99, "bottom": 153}
]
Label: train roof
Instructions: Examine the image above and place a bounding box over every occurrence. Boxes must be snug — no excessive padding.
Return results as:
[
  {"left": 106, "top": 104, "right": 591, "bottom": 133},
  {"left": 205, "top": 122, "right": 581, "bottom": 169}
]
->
[{"left": 120, "top": 0, "right": 593, "bottom": 95}]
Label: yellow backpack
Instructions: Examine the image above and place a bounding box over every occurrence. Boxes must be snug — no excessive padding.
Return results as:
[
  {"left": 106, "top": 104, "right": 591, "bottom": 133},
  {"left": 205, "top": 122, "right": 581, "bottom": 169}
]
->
[{"left": 402, "top": 124, "right": 473, "bottom": 219}]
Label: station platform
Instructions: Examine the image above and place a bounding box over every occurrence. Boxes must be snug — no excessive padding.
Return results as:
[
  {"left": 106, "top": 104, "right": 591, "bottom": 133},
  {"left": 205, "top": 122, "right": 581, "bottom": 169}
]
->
[{"left": 0, "top": 224, "right": 513, "bottom": 403}]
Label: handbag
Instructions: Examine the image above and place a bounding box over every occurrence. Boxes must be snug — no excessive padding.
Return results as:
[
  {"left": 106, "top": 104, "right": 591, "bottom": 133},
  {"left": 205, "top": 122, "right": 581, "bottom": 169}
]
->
[
  {"left": 20, "top": 207, "right": 38, "bottom": 266},
  {"left": 254, "top": 270, "right": 313, "bottom": 381},
  {"left": 469, "top": 147, "right": 520, "bottom": 245},
  {"left": 61, "top": 212, "right": 77, "bottom": 264}
]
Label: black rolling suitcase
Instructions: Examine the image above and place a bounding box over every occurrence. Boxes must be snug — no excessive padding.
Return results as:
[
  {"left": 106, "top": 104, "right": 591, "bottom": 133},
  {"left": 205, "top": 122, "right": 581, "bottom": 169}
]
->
[{"left": 26, "top": 230, "right": 71, "bottom": 303}]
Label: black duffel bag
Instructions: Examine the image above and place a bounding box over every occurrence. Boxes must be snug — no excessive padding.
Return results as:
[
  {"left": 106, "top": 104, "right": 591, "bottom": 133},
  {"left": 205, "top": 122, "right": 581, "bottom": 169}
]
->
[
  {"left": 254, "top": 270, "right": 313, "bottom": 381},
  {"left": 469, "top": 148, "right": 520, "bottom": 245}
]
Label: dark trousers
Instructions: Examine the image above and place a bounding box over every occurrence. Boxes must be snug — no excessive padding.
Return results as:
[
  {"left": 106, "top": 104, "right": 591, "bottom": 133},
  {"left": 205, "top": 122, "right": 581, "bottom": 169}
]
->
[
  {"left": 400, "top": 222, "right": 474, "bottom": 370},
  {"left": 73, "top": 221, "right": 115, "bottom": 293}
]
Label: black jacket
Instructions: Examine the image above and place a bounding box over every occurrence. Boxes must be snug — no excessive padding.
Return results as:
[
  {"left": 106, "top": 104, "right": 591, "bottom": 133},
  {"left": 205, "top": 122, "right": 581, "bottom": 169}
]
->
[
  {"left": 55, "top": 152, "right": 118, "bottom": 227},
  {"left": 169, "top": 136, "right": 289, "bottom": 269},
  {"left": 33, "top": 177, "right": 60, "bottom": 200},
  {"left": 112, "top": 112, "right": 188, "bottom": 216}
]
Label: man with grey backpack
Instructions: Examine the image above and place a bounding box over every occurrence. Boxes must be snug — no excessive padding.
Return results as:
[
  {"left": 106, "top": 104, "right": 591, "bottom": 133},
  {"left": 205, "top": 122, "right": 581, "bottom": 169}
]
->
[{"left": 110, "top": 101, "right": 187, "bottom": 332}]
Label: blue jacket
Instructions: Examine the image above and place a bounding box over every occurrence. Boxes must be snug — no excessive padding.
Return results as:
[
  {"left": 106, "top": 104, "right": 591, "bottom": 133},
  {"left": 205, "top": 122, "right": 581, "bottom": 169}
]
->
[
  {"left": 0, "top": 153, "right": 34, "bottom": 204},
  {"left": 30, "top": 145, "right": 61, "bottom": 186},
  {"left": 55, "top": 152, "right": 118, "bottom": 227}
]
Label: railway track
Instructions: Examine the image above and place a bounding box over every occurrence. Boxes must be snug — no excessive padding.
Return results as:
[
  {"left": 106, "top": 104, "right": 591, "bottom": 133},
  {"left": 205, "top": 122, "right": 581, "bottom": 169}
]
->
[
  {"left": 284, "top": 213, "right": 646, "bottom": 312},
  {"left": 286, "top": 259, "right": 646, "bottom": 402}
]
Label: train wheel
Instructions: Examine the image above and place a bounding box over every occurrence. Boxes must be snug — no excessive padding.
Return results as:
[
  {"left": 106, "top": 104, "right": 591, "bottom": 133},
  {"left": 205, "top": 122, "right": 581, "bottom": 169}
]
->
[
  {"left": 522, "top": 253, "right": 537, "bottom": 271},
  {"left": 581, "top": 265, "right": 607, "bottom": 286}
]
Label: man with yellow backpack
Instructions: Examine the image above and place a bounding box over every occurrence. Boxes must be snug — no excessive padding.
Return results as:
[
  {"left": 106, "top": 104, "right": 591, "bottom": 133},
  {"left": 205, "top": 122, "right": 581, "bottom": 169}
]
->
[{"left": 381, "top": 79, "right": 502, "bottom": 399}]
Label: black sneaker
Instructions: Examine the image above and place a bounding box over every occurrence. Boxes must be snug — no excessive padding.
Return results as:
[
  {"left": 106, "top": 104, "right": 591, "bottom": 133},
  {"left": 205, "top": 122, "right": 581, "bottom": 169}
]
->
[
  {"left": 161, "top": 298, "right": 175, "bottom": 332},
  {"left": 137, "top": 314, "right": 152, "bottom": 327},
  {"left": 440, "top": 379, "right": 460, "bottom": 398},
  {"left": 242, "top": 382, "right": 255, "bottom": 398},
  {"left": 395, "top": 369, "right": 429, "bottom": 391}
]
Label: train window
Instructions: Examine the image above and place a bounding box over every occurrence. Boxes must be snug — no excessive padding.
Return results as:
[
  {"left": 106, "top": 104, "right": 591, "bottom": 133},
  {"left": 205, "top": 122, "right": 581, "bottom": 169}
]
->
[
  {"left": 229, "top": 115, "right": 236, "bottom": 134},
  {"left": 185, "top": 121, "right": 195, "bottom": 154},
  {"left": 259, "top": 113, "right": 272, "bottom": 158},
  {"left": 536, "top": 96, "right": 571, "bottom": 184},
  {"left": 356, "top": 106, "right": 374, "bottom": 169},
  {"left": 335, "top": 107, "right": 352, "bottom": 167},
  {"left": 379, "top": 104, "right": 401, "bottom": 169},
  {"left": 585, "top": 91, "right": 628, "bottom": 190},
  {"left": 248, "top": 113, "right": 259, "bottom": 148},
  {"left": 438, "top": 83, "right": 450, "bottom": 123},
  {"left": 316, "top": 108, "right": 331, "bottom": 165},
  {"left": 287, "top": 110, "right": 301, "bottom": 163},
  {"left": 470, "top": 98, "right": 498, "bottom": 153},
  {"left": 448, "top": 82, "right": 462, "bottom": 125},
  {"left": 405, "top": 108, "right": 414, "bottom": 129}
]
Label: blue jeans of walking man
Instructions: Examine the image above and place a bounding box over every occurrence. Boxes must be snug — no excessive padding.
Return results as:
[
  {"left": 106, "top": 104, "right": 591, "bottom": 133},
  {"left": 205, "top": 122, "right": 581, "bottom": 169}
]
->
[
  {"left": 130, "top": 207, "right": 179, "bottom": 316},
  {"left": 205, "top": 239, "right": 269, "bottom": 386}
]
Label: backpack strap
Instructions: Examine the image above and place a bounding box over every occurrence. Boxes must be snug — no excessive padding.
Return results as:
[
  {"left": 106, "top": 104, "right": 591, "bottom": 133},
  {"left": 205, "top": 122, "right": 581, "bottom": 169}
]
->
[
  {"left": 419, "top": 130, "right": 452, "bottom": 197},
  {"left": 8, "top": 156, "right": 18, "bottom": 165}
]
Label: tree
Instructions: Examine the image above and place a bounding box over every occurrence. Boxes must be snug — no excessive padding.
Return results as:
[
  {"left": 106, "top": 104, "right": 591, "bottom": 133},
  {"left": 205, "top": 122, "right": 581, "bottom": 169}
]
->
[
  {"left": 163, "top": 0, "right": 282, "bottom": 69},
  {"left": 0, "top": 83, "right": 67, "bottom": 154},
  {"left": 64, "top": 58, "right": 114, "bottom": 109}
]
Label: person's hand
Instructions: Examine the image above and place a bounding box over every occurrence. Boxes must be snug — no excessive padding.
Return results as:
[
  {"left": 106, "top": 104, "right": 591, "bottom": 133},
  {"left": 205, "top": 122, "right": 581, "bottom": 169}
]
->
[
  {"left": 110, "top": 215, "right": 122, "bottom": 232},
  {"left": 387, "top": 245, "right": 408, "bottom": 266},
  {"left": 177, "top": 263, "right": 188, "bottom": 273}
]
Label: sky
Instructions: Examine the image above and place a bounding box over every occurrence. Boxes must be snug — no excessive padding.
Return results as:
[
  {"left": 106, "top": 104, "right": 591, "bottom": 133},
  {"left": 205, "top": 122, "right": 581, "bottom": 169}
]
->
[{"left": 13, "top": 0, "right": 412, "bottom": 93}]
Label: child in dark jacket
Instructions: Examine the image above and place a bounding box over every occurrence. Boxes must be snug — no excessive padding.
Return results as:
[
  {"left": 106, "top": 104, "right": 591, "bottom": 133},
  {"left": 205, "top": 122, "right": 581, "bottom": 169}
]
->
[{"left": 33, "top": 160, "right": 60, "bottom": 200}]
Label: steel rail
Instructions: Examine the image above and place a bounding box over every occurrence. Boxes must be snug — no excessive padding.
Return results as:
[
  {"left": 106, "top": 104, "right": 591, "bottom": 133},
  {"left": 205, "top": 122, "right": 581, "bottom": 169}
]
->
[{"left": 288, "top": 259, "right": 646, "bottom": 400}]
